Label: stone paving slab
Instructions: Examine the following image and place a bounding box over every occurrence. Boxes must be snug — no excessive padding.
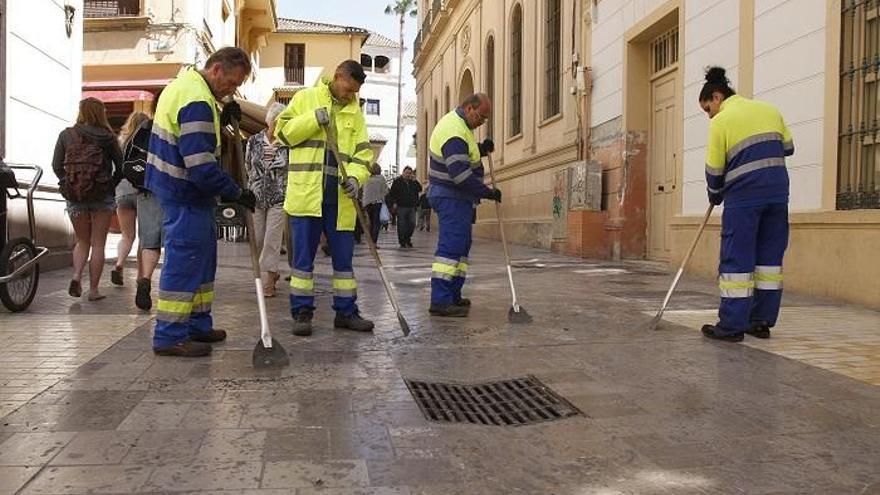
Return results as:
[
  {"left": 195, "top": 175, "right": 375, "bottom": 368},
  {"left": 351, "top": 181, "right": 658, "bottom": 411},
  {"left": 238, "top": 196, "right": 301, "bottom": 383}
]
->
[{"left": 1, "top": 229, "right": 878, "bottom": 493}]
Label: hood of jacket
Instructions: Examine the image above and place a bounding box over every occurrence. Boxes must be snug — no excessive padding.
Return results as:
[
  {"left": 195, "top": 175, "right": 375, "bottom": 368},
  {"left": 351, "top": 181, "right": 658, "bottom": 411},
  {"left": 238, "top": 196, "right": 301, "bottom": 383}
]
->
[{"left": 72, "top": 124, "right": 117, "bottom": 147}]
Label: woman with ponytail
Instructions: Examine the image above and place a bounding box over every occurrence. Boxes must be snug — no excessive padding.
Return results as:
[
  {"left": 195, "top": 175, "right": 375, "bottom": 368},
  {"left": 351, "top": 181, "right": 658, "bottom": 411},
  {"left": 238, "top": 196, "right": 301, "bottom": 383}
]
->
[{"left": 698, "top": 66, "right": 794, "bottom": 343}]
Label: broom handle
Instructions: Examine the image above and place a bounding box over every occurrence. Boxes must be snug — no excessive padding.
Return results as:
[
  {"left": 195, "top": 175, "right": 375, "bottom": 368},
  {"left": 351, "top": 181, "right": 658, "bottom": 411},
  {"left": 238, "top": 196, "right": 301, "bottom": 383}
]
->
[{"left": 484, "top": 153, "right": 519, "bottom": 309}]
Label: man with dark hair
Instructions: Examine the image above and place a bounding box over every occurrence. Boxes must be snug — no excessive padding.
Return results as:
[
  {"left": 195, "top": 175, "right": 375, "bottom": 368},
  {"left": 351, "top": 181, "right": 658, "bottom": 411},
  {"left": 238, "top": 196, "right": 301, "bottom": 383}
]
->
[
  {"left": 427, "top": 93, "right": 500, "bottom": 317},
  {"left": 387, "top": 166, "right": 421, "bottom": 248},
  {"left": 145, "top": 46, "right": 256, "bottom": 357},
  {"left": 275, "top": 60, "right": 374, "bottom": 337}
]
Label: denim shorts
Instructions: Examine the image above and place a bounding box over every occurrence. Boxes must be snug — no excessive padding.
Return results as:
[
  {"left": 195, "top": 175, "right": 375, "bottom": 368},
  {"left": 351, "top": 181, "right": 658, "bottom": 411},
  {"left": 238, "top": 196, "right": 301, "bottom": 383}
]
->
[
  {"left": 116, "top": 193, "right": 137, "bottom": 210},
  {"left": 137, "top": 192, "right": 165, "bottom": 250},
  {"left": 66, "top": 195, "right": 116, "bottom": 218}
]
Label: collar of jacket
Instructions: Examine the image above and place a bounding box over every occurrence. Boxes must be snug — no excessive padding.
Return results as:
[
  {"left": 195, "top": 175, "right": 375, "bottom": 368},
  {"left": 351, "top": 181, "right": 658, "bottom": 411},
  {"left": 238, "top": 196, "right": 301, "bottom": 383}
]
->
[
  {"left": 718, "top": 94, "right": 742, "bottom": 114},
  {"left": 317, "top": 76, "right": 361, "bottom": 115}
]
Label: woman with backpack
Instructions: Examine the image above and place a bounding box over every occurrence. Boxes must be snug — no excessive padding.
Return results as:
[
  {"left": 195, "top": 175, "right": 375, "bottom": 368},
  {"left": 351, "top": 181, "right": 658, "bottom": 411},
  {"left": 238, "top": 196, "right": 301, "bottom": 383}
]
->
[
  {"left": 51, "top": 97, "right": 123, "bottom": 301},
  {"left": 110, "top": 111, "right": 149, "bottom": 287}
]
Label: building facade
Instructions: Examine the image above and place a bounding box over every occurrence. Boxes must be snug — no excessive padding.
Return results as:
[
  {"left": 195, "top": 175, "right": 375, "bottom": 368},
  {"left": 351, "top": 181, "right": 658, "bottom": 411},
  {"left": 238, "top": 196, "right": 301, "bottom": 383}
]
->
[
  {"left": 414, "top": 0, "right": 880, "bottom": 309},
  {"left": 82, "top": 0, "right": 276, "bottom": 127},
  {"left": 360, "top": 32, "right": 412, "bottom": 178},
  {"left": 245, "top": 18, "right": 369, "bottom": 105},
  {"left": 1, "top": 0, "right": 85, "bottom": 268}
]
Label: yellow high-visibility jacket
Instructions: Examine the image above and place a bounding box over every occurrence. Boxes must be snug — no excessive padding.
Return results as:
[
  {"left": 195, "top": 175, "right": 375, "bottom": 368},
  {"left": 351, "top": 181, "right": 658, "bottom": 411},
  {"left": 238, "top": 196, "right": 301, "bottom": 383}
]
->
[{"left": 274, "top": 77, "right": 372, "bottom": 231}]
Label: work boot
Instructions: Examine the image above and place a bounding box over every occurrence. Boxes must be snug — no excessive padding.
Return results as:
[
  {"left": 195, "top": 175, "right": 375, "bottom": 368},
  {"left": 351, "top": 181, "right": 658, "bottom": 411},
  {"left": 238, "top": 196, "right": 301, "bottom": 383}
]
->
[
  {"left": 153, "top": 340, "right": 212, "bottom": 357},
  {"left": 135, "top": 278, "right": 152, "bottom": 311},
  {"left": 292, "top": 309, "right": 314, "bottom": 336},
  {"left": 334, "top": 313, "right": 375, "bottom": 332},
  {"left": 746, "top": 322, "right": 771, "bottom": 339},
  {"left": 429, "top": 303, "right": 469, "bottom": 317},
  {"left": 111, "top": 267, "right": 124, "bottom": 286},
  {"left": 191, "top": 329, "right": 227, "bottom": 343},
  {"left": 454, "top": 298, "right": 471, "bottom": 307},
  {"left": 701, "top": 324, "right": 744, "bottom": 343}
]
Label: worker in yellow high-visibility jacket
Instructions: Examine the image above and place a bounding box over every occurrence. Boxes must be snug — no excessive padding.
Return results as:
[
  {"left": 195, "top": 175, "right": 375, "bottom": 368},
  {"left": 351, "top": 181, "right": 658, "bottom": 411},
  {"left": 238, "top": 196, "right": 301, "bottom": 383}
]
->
[{"left": 274, "top": 60, "right": 373, "bottom": 337}]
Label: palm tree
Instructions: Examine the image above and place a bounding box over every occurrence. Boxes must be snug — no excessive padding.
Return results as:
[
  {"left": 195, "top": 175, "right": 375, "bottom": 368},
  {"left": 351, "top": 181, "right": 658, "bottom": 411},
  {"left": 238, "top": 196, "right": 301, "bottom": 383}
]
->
[{"left": 385, "top": 0, "right": 418, "bottom": 175}]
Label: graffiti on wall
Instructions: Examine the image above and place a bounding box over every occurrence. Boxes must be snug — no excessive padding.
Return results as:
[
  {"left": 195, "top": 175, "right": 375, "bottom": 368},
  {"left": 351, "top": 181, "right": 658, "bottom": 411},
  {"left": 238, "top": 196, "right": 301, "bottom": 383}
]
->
[{"left": 552, "top": 168, "right": 569, "bottom": 239}]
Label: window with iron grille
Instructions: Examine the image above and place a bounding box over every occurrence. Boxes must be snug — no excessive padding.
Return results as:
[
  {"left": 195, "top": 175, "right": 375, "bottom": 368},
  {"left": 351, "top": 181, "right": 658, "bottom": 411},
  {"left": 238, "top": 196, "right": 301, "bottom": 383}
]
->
[
  {"left": 365, "top": 99, "right": 381, "bottom": 116},
  {"left": 838, "top": 0, "right": 879, "bottom": 210},
  {"left": 510, "top": 4, "right": 523, "bottom": 136},
  {"left": 544, "top": 0, "right": 561, "bottom": 119},
  {"left": 84, "top": 0, "right": 140, "bottom": 18},
  {"left": 486, "top": 35, "right": 495, "bottom": 140},
  {"left": 650, "top": 26, "right": 679, "bottom": 75},
  {"left": 284, "top": 44, "right": 305, "bottom": 86}
]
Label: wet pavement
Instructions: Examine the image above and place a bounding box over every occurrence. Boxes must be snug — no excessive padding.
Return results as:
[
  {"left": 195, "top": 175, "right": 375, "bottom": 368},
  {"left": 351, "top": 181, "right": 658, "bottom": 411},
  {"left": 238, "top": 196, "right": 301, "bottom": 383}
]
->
[{"left": 1, "top": 227, "right": 879, "bottom": 494}]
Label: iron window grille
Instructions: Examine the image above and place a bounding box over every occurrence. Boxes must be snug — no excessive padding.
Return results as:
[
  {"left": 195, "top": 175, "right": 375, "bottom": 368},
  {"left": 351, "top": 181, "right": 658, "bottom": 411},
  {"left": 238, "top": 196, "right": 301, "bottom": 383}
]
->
[
  {"left": 284, "top": 44, "right": 306, "bottom": 86},
  {"left": 84, "top": 0, "right": 140, "bottom": 18},
  {"left": 650, "top": 26, "right": 679, "bottom": 75},
  {"left": 544, "top": 0, "right": 562, "bottom": 119},
  {"left": 838, "top": 0, "right": 879, "bottom": 210}
]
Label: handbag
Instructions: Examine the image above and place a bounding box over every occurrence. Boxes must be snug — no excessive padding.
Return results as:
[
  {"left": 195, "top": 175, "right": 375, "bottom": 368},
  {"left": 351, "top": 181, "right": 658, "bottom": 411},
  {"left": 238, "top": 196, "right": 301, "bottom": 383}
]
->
[{"left": 379, "top": 202, "right": 391, "bottom": 224}]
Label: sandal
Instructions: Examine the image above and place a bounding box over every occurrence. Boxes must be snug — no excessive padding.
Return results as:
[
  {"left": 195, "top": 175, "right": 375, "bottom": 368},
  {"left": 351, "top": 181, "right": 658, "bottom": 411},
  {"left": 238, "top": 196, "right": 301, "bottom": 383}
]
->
[{"left": 68, "top": 280, "right": 82, "bottom": 298}]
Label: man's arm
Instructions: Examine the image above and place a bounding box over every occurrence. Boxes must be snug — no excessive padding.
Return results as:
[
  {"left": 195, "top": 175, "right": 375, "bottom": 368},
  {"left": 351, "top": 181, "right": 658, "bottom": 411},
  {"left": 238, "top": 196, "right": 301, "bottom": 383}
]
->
[
  {"left": 441, "top": 137, "right": 492, "bottom": 198},
  {"left": 274, "top": 91, "right": 321, "bottom": 148},
  {"left": 177, "top": 101, "right": 240, "bottom": 199}
]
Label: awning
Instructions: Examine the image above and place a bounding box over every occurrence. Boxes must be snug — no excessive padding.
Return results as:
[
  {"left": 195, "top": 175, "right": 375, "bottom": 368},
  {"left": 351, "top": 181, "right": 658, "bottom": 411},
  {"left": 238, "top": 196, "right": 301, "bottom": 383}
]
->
[
  {"left": 82, "top": 89, "right": 155, "bottom": 103},
  {"left": 82, "top": 79, "right": 171, "bottom": 90}
]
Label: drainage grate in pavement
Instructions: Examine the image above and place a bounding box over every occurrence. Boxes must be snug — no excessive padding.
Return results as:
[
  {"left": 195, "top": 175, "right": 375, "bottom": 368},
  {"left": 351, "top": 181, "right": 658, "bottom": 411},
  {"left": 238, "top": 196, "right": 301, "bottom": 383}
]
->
[{"left": 403, "top": 375, "right": 583, "bottom": 426}]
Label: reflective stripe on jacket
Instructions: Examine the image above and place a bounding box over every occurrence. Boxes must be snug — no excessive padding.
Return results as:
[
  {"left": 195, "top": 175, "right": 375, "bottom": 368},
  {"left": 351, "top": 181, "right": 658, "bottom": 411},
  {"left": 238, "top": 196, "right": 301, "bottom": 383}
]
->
[
  {"left": 145, "top": 68, "right": 240, "bottom": 206},
  {"left": 274, "top": 77, "right": 372, "bottom": 231},
  {"left": 705, "top": 95, "right": 793, "bottom": 207},
  {"left": 427, "top": 109, "right": 491, "bottom": 203}
]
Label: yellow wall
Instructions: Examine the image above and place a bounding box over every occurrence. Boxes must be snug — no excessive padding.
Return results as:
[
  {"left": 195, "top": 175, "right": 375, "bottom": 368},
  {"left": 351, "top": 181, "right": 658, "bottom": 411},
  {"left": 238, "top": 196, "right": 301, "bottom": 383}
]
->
[{"left": 250, "top": 32, "right": 365, "bottom": 104}]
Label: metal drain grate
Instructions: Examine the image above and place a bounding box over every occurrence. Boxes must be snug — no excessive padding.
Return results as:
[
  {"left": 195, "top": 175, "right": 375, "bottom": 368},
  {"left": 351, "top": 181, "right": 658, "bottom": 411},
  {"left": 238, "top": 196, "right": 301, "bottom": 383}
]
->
[{"left": 403, "top": 375, "right": 583, "bottom": 426}]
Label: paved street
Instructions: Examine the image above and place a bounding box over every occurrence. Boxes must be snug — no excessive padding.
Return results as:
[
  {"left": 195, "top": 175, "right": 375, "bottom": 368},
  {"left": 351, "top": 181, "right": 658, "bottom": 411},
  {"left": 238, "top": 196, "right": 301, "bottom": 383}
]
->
[{"left": 1, "top": 228, "right": 879, "bottom": 494}]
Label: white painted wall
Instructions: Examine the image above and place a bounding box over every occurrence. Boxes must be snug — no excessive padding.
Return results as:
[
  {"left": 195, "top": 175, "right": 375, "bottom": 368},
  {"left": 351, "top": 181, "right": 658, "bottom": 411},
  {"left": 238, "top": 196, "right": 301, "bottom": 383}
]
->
[
  {"left": 590, "top": 0, "right": 826, "bottom": 216},
  {"left": 360, "top": 41, "right": 408, "bottom": 177},
  {"left": 5, "top": 0, "right": 82, "bottom": 182}
]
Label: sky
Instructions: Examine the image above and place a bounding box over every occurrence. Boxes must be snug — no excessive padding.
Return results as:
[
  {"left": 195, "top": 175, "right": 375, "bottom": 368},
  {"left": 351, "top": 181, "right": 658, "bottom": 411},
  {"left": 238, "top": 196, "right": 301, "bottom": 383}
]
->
[{"left": 277, "top": 0, "right": 418, "bottom": 103}]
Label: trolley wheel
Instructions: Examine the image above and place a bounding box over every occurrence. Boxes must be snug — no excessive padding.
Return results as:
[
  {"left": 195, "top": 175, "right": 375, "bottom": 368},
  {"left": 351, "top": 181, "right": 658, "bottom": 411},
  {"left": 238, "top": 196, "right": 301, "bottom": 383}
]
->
[{"left": 0, "top": 237, "right": 40, "bottom": 312}]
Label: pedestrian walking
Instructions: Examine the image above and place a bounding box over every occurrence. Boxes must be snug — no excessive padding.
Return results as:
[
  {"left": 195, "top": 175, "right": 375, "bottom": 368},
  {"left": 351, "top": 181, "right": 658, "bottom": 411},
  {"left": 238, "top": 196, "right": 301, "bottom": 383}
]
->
[
  {"left": 697, "top": 67, "right": 793, "bottom": 342},
  {"left": 245, "top": 102, "right": 289, "bottom": 298},
  {"left": 417, "top": 184, "right": 432, "bottom": 232},
  {"left": 275, "top": 60, "right": 375, "bottom": 336},
  {"left": 363, "top": 163, "right": 389, "bottom": 245},
  {"left": 52, "top": 97, "right": 124, "bottom": 301},
  {"left": 145, "top": 47, "right": 257, "bottom": 357},
  {"left": 427, "top": 93, "right": 500, "bottom": 317},
  {"left": 110, "top": 111, "right": 148, "bottom": 287},
  {"left": 387, "top": 166, "right": 421, "bottom": 248}
]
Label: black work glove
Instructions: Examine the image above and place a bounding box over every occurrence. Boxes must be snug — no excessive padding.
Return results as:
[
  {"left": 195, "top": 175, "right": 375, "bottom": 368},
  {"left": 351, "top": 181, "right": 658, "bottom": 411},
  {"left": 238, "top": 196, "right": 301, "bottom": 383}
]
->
[
  {"left": 487, "top": 187, "right": 502, "bottom": 203},
  {"left": 478, "top": 138, "right": 495, "bottom": 157},
  {"left": 220, "top": 101, "right": 242, "bottom": 126},
  {"left": 708, "top": 191, "right": 723, "bottom": 206},
  {"left": 236, "top": 188, "right": 257, "bottom": 211}
]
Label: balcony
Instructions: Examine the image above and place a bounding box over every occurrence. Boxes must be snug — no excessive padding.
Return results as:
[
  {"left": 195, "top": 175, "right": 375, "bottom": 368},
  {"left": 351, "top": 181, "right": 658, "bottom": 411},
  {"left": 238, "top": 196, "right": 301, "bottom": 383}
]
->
[{"left": 84, "top": 0, "right": 141, "bottom": 18}]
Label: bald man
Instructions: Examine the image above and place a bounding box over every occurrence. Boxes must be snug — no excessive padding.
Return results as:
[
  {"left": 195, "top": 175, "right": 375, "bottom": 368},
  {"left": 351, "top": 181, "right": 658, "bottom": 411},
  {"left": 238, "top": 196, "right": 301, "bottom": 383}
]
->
[{"left": 427, "top": 93, "right": 501, "bottom": 317}]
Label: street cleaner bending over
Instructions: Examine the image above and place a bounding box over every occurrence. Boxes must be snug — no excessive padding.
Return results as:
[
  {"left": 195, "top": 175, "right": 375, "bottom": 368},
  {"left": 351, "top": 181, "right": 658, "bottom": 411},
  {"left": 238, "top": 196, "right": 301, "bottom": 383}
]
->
[
  {"left": 427, "top": 93, "right": 501, "bottom": 317},
  {"left": 274, "top": 60, "right": 375, "bottom": 337},
  {"left": 698, "top": 67, "right": 793, "bottom": 343},
  {"left": 146, "top": 47, "right": 257, "bottom": 357}
]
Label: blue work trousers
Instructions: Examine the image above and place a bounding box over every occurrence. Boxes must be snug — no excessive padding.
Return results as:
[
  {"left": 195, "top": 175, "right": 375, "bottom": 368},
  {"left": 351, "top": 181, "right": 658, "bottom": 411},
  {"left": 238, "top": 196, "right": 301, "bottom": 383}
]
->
[
  {"left": 289, "top": 201, "right": 358, "bottom": 316},
  {"left": 430, "top": 197, "right": 473, "bottom": 305},
  {"left": 716, "top": 203, "right": 789, "bottom": 335},
  {"left": 153, "top": 203, "right": 217, "bottom": 348}
]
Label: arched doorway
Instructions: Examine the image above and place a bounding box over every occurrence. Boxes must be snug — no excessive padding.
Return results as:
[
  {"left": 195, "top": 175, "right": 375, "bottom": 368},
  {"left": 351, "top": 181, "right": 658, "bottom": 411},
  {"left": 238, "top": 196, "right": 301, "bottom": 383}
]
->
[{"left": 458, "top": 69, "right": 474, "bottom": 105}]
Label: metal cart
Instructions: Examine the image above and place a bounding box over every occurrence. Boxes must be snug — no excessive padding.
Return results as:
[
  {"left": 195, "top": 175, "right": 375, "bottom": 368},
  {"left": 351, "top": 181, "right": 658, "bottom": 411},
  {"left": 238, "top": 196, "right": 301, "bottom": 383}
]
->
[{"left": 0, "top": 163, "right": 49, "bottom": 311}]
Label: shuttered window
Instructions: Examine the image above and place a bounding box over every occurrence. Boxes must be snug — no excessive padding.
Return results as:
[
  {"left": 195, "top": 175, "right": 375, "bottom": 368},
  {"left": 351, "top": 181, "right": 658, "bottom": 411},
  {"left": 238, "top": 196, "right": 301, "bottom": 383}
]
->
[
  {"left": 544, "top": 0, "right": 561, "bottom": 119},
  {"left": 510, "top": 4, "right": 523, "bottom": 136},
  {"left": 284, "top": 44, "right": 305, "bottom": 86}
]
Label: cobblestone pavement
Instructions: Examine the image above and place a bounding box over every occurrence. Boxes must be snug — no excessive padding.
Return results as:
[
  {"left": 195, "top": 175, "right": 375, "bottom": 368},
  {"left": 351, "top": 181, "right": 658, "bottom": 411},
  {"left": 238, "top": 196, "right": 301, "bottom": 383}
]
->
[{"left": 1, "top": 228, "right": 879, "bottom": 494}]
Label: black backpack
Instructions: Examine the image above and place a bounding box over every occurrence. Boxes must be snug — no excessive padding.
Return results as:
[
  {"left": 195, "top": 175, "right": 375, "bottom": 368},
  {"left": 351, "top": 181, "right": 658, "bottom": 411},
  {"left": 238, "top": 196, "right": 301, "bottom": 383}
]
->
[{"left": 121, "top": 121, "right": 151, "bottom": 191}]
